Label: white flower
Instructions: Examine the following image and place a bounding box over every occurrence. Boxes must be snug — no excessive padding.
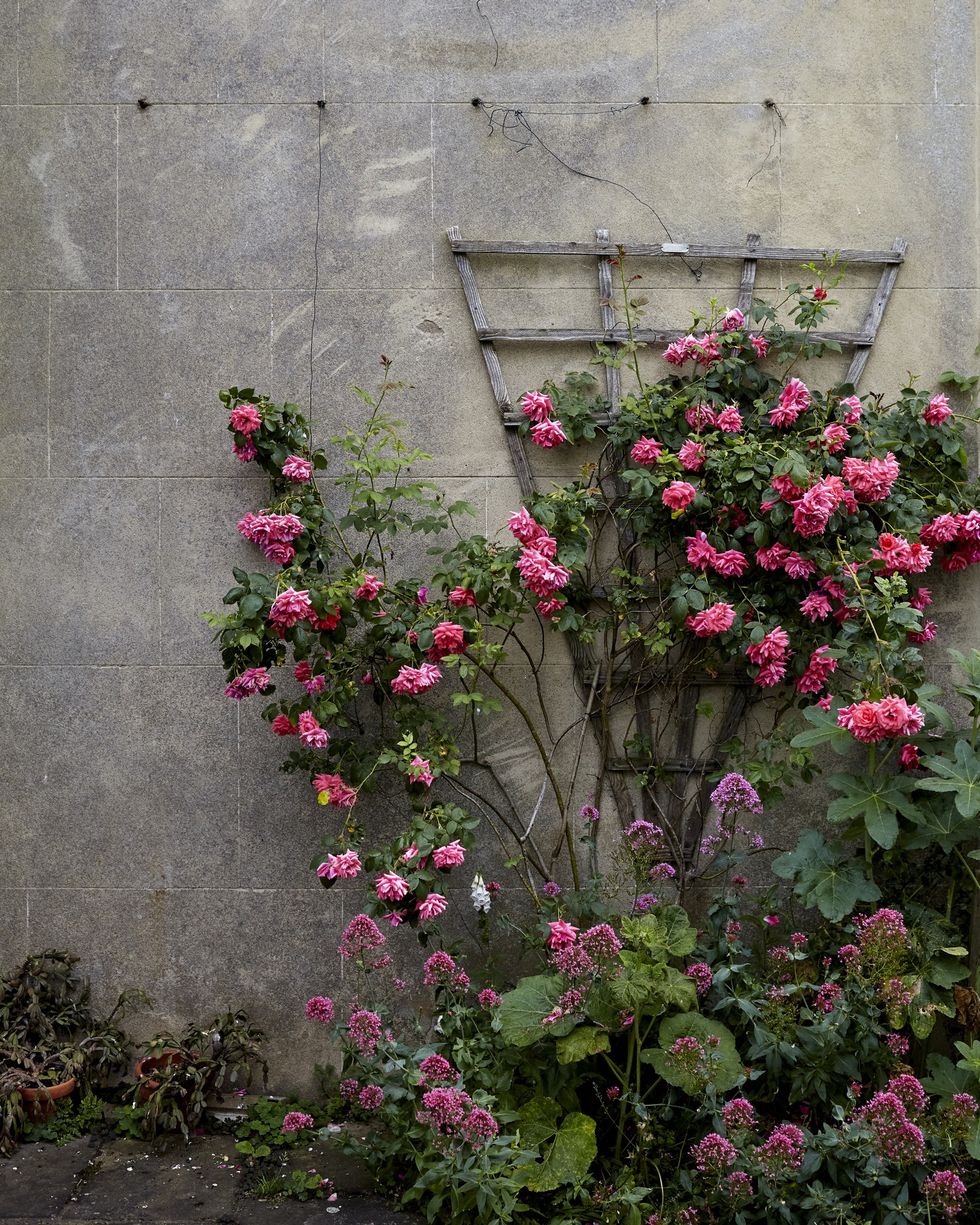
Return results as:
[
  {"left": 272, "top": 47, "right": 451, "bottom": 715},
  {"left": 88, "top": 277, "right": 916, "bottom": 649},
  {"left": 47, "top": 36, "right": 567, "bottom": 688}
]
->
[{"left": 471, "top": 873, "right": 492, "bottom": 913}]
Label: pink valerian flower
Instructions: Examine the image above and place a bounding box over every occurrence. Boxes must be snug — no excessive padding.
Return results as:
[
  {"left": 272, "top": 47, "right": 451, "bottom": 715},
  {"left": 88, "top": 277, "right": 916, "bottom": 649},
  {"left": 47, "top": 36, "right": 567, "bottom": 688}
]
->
[
  {"left": 711, "top": 772, "right": 763, "bottom": 815},
  {"left": 317, "top": 850, "right": 362, "bottom": 880},
  {"left": 417, "top": 893, "right": 447, "bottom": 922},
  {"left": 354, "top": 572, "right": 384, "bottom": 600},
  {"left": 269, "top": 587, "right": 314, "bottom": 628},
  {"left": 516, "top": 547, "right": 571, "bottom": 597},
  {"left": 821, "top": 423, "right": 849, "bottom": 453},
  {"left": 313, "top": 773, "right": 357, "bottom": 807},
  {"left": 686, "top": 531, "right": 718, "bottom": 570},
  {"left": 813, "top": 982, "right": 842, "bottom": 1013},
  {"left": 678, "top": 439, "right": 706, "bottom": 471},
  {"left": 750, "top": 334, "right": 769, "bottom": 358},
  {"left": 886, "top": 1034, "right": 910, "bottom": 1057},
  {"left": 886, "top": 1073, "right": 928, "bottom": 1117},
  {"left": 375, "top": 872, "right": 410, "bottom": 902},
  {"left": 899, "top": 742, "right": 920, "bottom": 770},
  {"left": 390, "top": 663, "right": 442, "bottom": 696},
  {"left": 432, "top": 840, "right": 466, "bottom": 869},
  {"left": 422, "top": 950, "right": 459, "bottom": 986},
  {"left": 338, "top": 914, "right": 385, "bottom": 962},
  {"left": 271, "top": 714, "right": 298, "bottom": 736},
  {"left": 796, "top": 645, "right": 837, "bottom": 694},
  {"left": 720, "top": 307, "right": 745, "bottom": 332},
  {"left": 407, "top": 755, "right": 434, "bottom": 787},
  {"left": 842, "top": 452, "right": 900, "bottom": 502},
  {"left": 429, "top": 620, "right": 465, "bottom": 659},
  {"left": 282, "top": 454, "right": 313, "bottom": 482},
  {"left": 417, "top": 1086, "right": 472, "bottom": 1135},
  {"left": 716, "top": 404, "right": 743, "bottom": 432},
  {"left": 547, "top": 919, "right": 579, "bottom": 949},
  {"left": 520, "top": 391, "right": 553, "bottom": 422},
  {"left": 713, "top": 549, "right": 750, "bottom": 578},
  {"left": 224, "top": 666, "right": 272, "bottom": 701},
  {"left": 230, "top": 403, "right": 262, "bottom": 435},
  {"left": 686, "top": 402, "right": 718, "bottom": 431},
  {"left": 478, "top": 987, "right": 501, "bottom": 1008},
  {"left": 580, "top": 923, "right": 623, "bottom": 959},
  {"left": 298, "top": 710, "right": 330, "bottom": 749},
  {"left": 305, "top": 995, "right": 335, "bottom": 1023},
  {"left": 630, "top": 436, "right": 665, "bottom": 465},
  {"left": 347, "top": 1009, "right": 383, "bottom": 1056},
  {"left": 861, "top": 1092, "right": 924, "bottom": 1162},
  {"left": 281, "top": 1111, "right": 314, "bottom": 1133},
  {"left": 531, "top": 417, "right": 567, "bottom": 447},
  {"left": 662, "top": 480, "right": 697, "bottom": 511},
  {"left": 626, "top": 819, "right": 666, "bottom": 853},
  {"left": 923, "top": 1171, "right": 967, "bottom": 1218},
  {"left": 799, "top": 591, "right": 833, "bottom": 622},
  {"left": 685, "top": 962, "right": 713, "bottom": 996},
  {"left": 721, "top": 1098, "right": 756, "bottom": 1133},
  {"left": 419, "top": 1054, "right": 456, "bottom": 1085},
  {"left": 690, "top": 1132, "right": 738, "bottom": 1174},
  {"left": 755, "top": 1123, "right": 806, "bottom": 1176},
  {"left": 449, "top": 586, "right": 476, "bottom": 607},
  {"left": 358, "top": 1084, "right": 384, "bottom": 1111},
  {"left": 924, "top": 393, "right": 953, "bottom": 426},
  {"left": 686, "top": 602, "right": 736, "bottom": 637},
  {"left": 339, "top": 1077, "right": 359, "bottom": 1101}
]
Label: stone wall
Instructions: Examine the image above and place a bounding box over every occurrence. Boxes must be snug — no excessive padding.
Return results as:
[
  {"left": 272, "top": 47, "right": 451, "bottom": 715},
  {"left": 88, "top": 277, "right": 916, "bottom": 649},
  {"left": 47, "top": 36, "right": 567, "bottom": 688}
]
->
[{"left": 1, "top": 1, "right": 977, "bottom": 1085}]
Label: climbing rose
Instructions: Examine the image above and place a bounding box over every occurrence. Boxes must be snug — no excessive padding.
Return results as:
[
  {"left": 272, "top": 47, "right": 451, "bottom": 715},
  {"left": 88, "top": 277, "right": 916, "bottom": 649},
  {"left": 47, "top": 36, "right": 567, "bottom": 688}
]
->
[
  {"left": 298, "top": 710, "right": 330, "bottom": 749},
  {"left": 355, "top": 573, "right": 384, "bottom": 600},
  {"left": 271, "top": 714, "right": 298, "bottom": 736},
  {"left": 721, "top": 307, "right": 745, "bottom": 331},
  {"left": 716, "top": 404, "right": 743, "bottom": 432},
  {"left": 520, "top": 391, "right": 552, "bottom": 422},
  {"left": 317, "top": 850, "right": 362, "bottom": 880},
  {"left": 678, "top": 439, "right": 706, "bottom": 470},
  {"left": 630, "top": 436, "right": 664, "bottom": 465},
  {"left": 375, "top": 872, "right": 410, "bottom": 901},
  {"left": 417, "top": 893, "right": 447, "bottom": 921},
  {"left": 796, "top": 645, "right": 837, "bottom": 694},
  {"left": 430, "top": 620, "right": 465, "bottom": 658},
  {"left": 269, "top": 587, "right": 314, "bottom": 628},
  {"left": 407, "top": 755, "right": 434, "bottom": 786},
  {"left": 229, "top": 404, "right": 261, "bottom": 434},
  {"left": 713, "top": 549, "right": 750, "bottom": 577},
  {"left": 547, "top": 920, "right": 579, "bottom": 948},
  {"left": 842, "top": 452, "right": 900, "bottom": 502},
  {"left": 224, "top": 666, "right": 272, "bottom": 701},
  {"left": 662, "top": 480, "right": 697, "bottom": 511},
  {"left": 531, "top": 418, "right": 567, "bottom": 447},
  {"left": 432, "top": 840, "right": 466, "bottom": 869},
  {"left": 391, "top": 663, "right": 442, "bottom": 695},
  {"left": 313, "top": 773, "right": 357, "bottom": 807},
  {"left": 282, "top": 454, "right": 313, "bottom": 481},
  {"left": 686, "top": 602, "right": 736, "bottom": 637},
  {"left": 924, "top": 393, "right": 953, "bottom": 426},
  {"left": 449, "top": 586, "right": 476, "bottom": 607},
  {"left": 750, "top": 334, "right": 768, "bottom": 358}
]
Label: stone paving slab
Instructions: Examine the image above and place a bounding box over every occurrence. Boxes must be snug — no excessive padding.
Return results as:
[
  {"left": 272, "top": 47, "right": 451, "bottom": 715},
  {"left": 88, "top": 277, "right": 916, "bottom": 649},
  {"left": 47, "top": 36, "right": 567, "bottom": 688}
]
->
[{"left": 0, "top": 1137, "right": 421, "bottom": 1225}]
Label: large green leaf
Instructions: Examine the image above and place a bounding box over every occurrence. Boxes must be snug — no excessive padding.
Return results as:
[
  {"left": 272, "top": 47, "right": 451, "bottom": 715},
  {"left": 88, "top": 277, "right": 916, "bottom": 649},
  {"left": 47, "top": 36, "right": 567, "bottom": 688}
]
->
[
  {"left": 608, "top": 953, "right": 697, "bottom": 1014},
  {"left": 826, "top": 773, "right": 921, "bottom": 849},
  {"left": 921, "top": 1052, "right": 975, "bottom": 1099},
  {"left": 789, "top": 703, "right": 852, "bottom": 754},
  {"left": 902, "top": 794, "right": 977, "bottom": 851},
  {"left": 918, "top": 741, "right": 980, "bottom": 817},
  {"left": 495, "top": 975, "right": 572, "bottom": 1047},
  {"left": 772, "top": 830, "right": 880, "bottom": 922},
  {"left": 642, "top": 1012, "right": 742, "bottom": 1095},
  {"left": 515, "top": 1099, "right": 597, "bottom": 1192},
  {"left": 555, "top": 1026, "right": 611, "bottom": 1065},
  {"left": 621, "top": 904, "right": 697, "bottom": 959}
]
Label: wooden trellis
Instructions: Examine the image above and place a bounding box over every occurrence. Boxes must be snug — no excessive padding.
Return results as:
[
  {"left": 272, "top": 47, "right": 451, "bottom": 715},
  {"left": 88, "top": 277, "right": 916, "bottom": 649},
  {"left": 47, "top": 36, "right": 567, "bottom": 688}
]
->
[{"left": 448, "top": 228, "right": 906, "bottom": 858}]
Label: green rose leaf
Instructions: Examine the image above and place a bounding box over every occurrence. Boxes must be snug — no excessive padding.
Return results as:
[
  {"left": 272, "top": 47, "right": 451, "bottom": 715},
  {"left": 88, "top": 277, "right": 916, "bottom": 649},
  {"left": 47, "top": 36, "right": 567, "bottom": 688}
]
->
[{"left": 555, "top": 1026, "right": 611, "bottom": 1065}]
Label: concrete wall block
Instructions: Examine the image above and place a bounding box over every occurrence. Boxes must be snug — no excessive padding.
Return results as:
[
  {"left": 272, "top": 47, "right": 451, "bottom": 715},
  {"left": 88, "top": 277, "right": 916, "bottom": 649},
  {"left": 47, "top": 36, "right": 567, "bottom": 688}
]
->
[
  {"left": 118, "top": 106, "right": 319, "bottom": 289},
  {"left": 323, "top": 0, "right": 657, "bottom": 103},
  {"left": 0, "top": 667, "right": 239, "bottom": 889},
  {"left": 0, "top": 292, "right": 49, "bottom": 475},
  {"left": 18, "top": 0, "right": 324, "bottom": 103},
  {"left": 0, "top": 107, "right": 116, "bottom": 289},
  {"left": 49, "top": 291, "right": 274, "bottom": 476},
  {"left": 0, "top": 479, "right": 160, "bottom": 665}
]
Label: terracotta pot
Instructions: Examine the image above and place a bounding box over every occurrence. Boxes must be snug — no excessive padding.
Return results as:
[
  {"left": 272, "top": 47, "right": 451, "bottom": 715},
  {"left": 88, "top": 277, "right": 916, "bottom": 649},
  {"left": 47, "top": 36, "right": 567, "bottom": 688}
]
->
[
  {"left": 134, "top": 1050, "right": 186, "bottom": 1102},
  {"left": 19, "top": 1076, "right": 77, "bottom": 1122}
]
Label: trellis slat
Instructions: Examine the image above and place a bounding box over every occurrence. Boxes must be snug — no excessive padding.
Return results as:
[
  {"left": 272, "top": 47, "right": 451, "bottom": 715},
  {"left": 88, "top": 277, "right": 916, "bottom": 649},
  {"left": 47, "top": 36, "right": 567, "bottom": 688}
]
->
[
  {"left": 595, "top": 227, "right": 622, "bottom": 415},
  {"left": 844, "top": 237, "right": 908, "bottom": 386},
  {"left": 737, "top": 233, "right": 760, "bottom": 315},
  {"left": 477, "top": 326, "right": 875, "bottom": 345},
  {"left": 450, "top": 239, "right": 905, "bottom": 264}
]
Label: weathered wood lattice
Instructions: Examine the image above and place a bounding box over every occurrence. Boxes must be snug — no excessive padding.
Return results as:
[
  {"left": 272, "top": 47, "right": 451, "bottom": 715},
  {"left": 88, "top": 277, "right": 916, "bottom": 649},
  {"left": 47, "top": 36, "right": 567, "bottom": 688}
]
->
[{"left": 448, "top": 228, "right": 906, "bottom": 865}]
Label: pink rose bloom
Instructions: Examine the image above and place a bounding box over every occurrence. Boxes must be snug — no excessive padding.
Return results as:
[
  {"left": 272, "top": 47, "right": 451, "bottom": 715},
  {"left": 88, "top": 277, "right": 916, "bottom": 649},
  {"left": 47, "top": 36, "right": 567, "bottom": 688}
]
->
[
  {"left": 407, "top": 755, "right": 434, "bottom": 787},
  {"left": 842, "top": 453, "right": 900, "bottom": 502},
  {"left": 899, "top": 743, "right": 920, "bottom": 770},
  {"left": 713, "top": 549, "right": 750, "bottom": 578},
  {"left": 677, "top": 439, "right": 706, "bottom": 471},
  {"left": 229, "top": 404, "right": 262, "bottom": 435},
  {"left": 431, "top": 620, "right": 465, "bottom": 658},
  {"left": 663, "top": 335, "right": 699, "bottom": 366},
  {"left": 516, "top": 548, "right": 571, "bottom": 596},
  {"left": 716, "top": 405, "right": 743, "bottom": 433},
  {"left": 910, "top": 586, "right": 932, "bottom": 610},
  {"left": 313, "top": 772, "right": 357, "bottom": 807},
  {"left": 685, "top": 531, "right": 717, "bottom": 570},
  {"left": 721, "top": 307, "right": 745, "bottom": 332},
  {"left": 507, "top": 507, "right": 544, "bottom": 545},
  {"left": 232, "top": 438, "right": 257, "bottom": 463},
  {"left": 875, "top": 696, "right": 925, "bottom": 737},
  {"left": 520, "top": 391, "right": 553, "bottom": 422},
  {"left": 957, "top": 510, "right": 980, "bottom": 540},
  {"left": 783, "top": 552, "right": 816, "bottom": 580},
  {"left": 924, "top": 393, "right": 952, "bottom": 426},
  {"left": 685, "top": 402, "right": 717, "bottom": 432},
  {"left": 375, "top": 872, "right": 410, "bottom": 902},
  {"left": 536, "top": 596, "right": 566, "bottom": 618},
  {"left": 687, "top": 602, "right": 736, "bottom": 637},
  {"left": 796, "top": 645, "right": 837, "bottom": 695},
  {"left": 822, "top": 424, "right": 849, "bottom": 454},
  {"left": 269, "top": 587, "right": 314, "bottom": 628},
  {"left": 271, "top": 714, "right": 298, "bottom": 735},
  {"left": 756, "top": 543, "right": 789, "bottom": 571},
  {"left": 298, "top": 710, "right": 330, "bottom": 749},
  {"left": 919, "top": 514, "right": 960, "bottom": 545},
  {"left": 317, "top": 850, "right": 362, "bottom": 880},
  {"left": 746, "top": 625, "right": 790, "bottom": 666},
  {"left": 630, "top": 436, "right": 664, "bottom": 466},
  {"left": 449, "top": 586, "right": 477, "bottom": 607},
  {"left": 907, "top": 620, "right": 937, "bottom": 644},
  {"left": 282, "top": 454, "right": 313, "bottom": 481},
  {"left": 432, "top": 840, "right": 466, "bottom": 869},
  {"left": 662, "top": 480, "right": 697, "bottom": 512},
  {"left": 391, "top": 663, "right": 442, "bottom": 695},
  {"left": 263, "top": 541, "right": 295, "bottom": 566},
  {"left": 837, "top": 700, "right": 887, "bottom": 743},
  {"left": 355, "top": 573, "right": 384, "bottom": 600},
  {"left": 781, "top": 378, "right": 811, "bottom": 412},
  {"left": 839, "top": 394, "right": 862, "bottom": 425},
  {"left": 750, "top": 334, "right": 769, "bottom": 358},
  {"left": 800, "top": 592, "right": 832, "bottom": 622},
  {"left": 304, "top": 675, "right": 326, "bottom": 696},
  {"left": 547, "top": 920, "right": 579, "bottom": 949},
  {"left": 531, "top": 418, "right": 567, "bottom": 448},
  {"left": 224, "top": 666, "right": 272, "bottom": 701},
  {"left": 418, "top": 893, "right": 448, "bottom": 921},
  {"left": 692, "top": 332, "right": 721, "bottom": 365}
]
